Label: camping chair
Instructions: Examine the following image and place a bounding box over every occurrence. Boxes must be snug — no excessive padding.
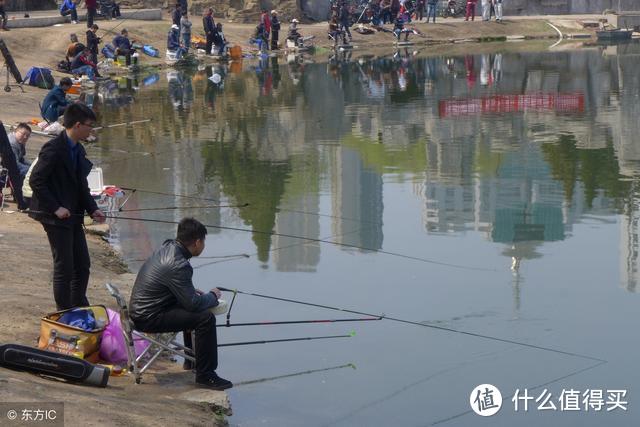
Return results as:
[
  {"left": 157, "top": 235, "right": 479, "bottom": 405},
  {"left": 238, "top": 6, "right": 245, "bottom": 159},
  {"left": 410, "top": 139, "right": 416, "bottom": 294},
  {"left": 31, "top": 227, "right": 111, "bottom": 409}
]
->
[
  {"left": 0, "top": 166, "right": 11, "bottom": 209},
  {"left": 105, "top": 283, "right": 195, "bottom": 384}
]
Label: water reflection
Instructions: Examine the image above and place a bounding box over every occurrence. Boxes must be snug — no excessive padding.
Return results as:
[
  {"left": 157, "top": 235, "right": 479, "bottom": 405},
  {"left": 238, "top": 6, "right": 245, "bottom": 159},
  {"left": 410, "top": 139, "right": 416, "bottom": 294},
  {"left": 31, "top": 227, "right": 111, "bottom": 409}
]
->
[{"left": 95, "top": 42, "right": 640, "bottom": 292}]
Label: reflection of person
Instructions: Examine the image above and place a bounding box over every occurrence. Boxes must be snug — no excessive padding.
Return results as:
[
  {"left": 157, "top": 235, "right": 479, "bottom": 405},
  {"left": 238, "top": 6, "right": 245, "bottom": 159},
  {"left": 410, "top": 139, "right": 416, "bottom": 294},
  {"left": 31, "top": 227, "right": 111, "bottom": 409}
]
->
[
  {"left": 130, "top": 217, "right": 233, "bottom": 391},
  {"left": 8, "top": 123, "right": 32, "bottom": 178},
  {"left": 41, "top": 77, "right": 73, "bottom": 123},
  {"left": 29, "top": 103, "right": 106, "bottom": 310}
]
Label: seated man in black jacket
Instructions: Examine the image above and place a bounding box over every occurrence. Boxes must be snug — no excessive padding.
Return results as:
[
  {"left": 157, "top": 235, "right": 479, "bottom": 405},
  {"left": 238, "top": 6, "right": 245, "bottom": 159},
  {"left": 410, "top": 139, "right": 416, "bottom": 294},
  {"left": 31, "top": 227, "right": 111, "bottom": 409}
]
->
[{"left": 129, "top": 217, "right": 232, "bottom": 390}]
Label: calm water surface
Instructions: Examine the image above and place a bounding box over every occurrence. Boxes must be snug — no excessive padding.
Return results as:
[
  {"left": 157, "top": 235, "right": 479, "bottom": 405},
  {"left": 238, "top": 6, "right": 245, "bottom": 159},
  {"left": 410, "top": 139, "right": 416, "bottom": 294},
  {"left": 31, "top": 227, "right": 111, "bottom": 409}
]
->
[{"left": 92, "top": 41, "right": 640, "bottom": 426}]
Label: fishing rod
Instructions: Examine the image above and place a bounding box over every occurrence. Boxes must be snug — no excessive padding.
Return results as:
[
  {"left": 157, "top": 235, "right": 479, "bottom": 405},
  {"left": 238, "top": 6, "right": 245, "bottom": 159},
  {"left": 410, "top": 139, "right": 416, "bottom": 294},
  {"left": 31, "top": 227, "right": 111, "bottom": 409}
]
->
[
  {"left": 93, "top": 119, "right": 152, "bottom": 131},
  {"left": 217, "top": 316, "right": 381, "bottom": 328},
  {"left": 101, "top": 214, "right": 496, "bottom": 272},
  {"left": 236, "top": 363, "right": 355, "bottom": 387},
  {"left": 119, "top": 187, "right": 224, "bottom": 204},
  {"left": 219, "top": 332, "right": 355, "bottom": 347},
  {"left": 98, "top": 7, "right": 159, "bottom": 37},
  {"left": 103, "top": 203, "right": 249, "bottom": 213},
  {"left": 217, "top": 287, "right": 606, "bottom": 363}
]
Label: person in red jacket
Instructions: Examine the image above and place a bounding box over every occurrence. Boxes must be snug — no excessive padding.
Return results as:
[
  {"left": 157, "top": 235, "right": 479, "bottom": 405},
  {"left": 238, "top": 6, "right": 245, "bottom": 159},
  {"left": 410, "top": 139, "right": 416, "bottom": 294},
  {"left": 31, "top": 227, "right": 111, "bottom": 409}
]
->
[
  {"left": 260, "top": 8, "right": 271, "bottom": 49},
  {"left": 465, "top": 0, "right": 477, "bottom": 21}
]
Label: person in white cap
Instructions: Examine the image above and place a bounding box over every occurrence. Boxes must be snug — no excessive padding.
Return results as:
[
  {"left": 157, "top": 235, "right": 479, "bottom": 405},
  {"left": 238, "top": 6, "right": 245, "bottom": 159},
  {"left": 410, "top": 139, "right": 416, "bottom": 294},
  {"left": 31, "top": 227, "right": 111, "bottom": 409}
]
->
[
  {"left": 288, "top": 18, "right": 302, "bottom": 47},
  {"left": 167, "top": 23, "right": 186, "bottom": 59}
]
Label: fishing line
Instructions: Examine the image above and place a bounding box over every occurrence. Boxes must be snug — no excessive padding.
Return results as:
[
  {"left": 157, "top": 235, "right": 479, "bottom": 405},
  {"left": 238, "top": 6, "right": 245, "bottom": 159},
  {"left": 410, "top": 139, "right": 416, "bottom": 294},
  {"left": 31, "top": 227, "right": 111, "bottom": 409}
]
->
[
  {"left": 127, "top": 253, "right": 249, "bottom": 263},
  {"left": 193, "top": 226, "right": 370, "bottom": 269},
  {"left": 98, "top": 8, "right": 159, "bottom": 37},
  {"left": 102, "top": 214, "right": 494, "bottom": 271},
  {"left": 217, "top": 316, "right": 381, "bottom": 327},
  {"left": 217, "top": 287, "right": 606, "bottom": 364},
  {"left": 323, "top": 346, "right": 522, "bottom": 427},
  {"left": 103, "top": 203, "right": 249, "bottom": 213},
  {"left": 429, "top": 359, "right": 608, "bottom": 425}
]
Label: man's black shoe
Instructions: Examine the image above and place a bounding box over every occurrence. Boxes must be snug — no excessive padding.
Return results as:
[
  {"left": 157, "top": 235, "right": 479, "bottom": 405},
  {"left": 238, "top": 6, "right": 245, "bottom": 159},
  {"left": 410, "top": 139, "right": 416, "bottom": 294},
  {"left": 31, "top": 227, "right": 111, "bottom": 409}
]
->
[{"left": 196, "top": 373, "right": 233, "bottom": 390}]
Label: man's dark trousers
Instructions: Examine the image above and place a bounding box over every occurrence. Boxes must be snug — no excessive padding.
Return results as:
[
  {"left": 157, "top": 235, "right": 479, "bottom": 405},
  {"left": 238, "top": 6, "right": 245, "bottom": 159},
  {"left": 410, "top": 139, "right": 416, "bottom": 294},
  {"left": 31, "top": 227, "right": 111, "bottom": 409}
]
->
[
  {"left": 87, "top": 7, "right": 96, "bottom": 28},
  {"left": 43, "top": 223, "right": 91, "bottom": 310},
  {"left": 134, "top": 308, "right": 218, "bottom": 378},
  {"left": 206, "top": 33, "right": 214, "bottom": 55}
]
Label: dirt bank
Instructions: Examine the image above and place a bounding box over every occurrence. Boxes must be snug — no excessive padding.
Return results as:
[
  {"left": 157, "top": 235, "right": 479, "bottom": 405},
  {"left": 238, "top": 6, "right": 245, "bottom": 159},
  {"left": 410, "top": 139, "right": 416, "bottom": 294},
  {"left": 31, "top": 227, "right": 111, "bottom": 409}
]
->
[{"left": 0, "top": 211, "right": 230, "bottom": 425}]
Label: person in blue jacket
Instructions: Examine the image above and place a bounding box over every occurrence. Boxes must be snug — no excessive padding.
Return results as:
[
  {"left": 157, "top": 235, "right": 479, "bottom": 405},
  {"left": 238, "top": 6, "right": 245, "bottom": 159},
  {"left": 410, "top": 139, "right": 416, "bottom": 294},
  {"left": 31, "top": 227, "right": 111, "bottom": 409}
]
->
[
  {"left": 167, "top": 24, "right": 186, "bottom": 59},
  {"left": 60, "top": 0, "right": 78, "bottom": 24},
  {"left": 112, "top": 28, "right": 134, "bottom": 65},
  {"left": 41, "top": 78, "right": 73, "bottom": 123}
]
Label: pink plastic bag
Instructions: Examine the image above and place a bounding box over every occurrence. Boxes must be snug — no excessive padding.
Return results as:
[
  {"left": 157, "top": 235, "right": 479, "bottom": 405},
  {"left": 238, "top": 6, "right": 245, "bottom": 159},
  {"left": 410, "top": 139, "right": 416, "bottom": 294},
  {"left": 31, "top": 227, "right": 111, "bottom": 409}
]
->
[{"left": 99, "top": 308, "right": 150, "bottom": 364}]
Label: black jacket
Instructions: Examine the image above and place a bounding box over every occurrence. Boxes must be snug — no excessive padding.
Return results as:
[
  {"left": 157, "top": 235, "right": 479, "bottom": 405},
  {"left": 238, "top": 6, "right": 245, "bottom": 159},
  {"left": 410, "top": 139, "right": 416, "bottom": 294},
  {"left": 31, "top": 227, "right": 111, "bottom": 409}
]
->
[
  {"left": 129, "top": 240, "right": 218, "bottom": 322},
  {"left": 28, "top": 131, "right": 98, "bottom": 227},
  {"left": 203, "top": 15, "right": 215, "bottom": 36},
  {"left": 86, "top": 30, "right": 101, "bottom": 54},
  {"left": 271, "top": 16, "right": 281, "bottom": 32}
]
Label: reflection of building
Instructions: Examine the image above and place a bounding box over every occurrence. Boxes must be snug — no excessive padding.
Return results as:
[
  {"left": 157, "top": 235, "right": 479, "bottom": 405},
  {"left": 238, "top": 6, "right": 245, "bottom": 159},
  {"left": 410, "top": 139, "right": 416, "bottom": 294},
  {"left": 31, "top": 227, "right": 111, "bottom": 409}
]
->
[
  {"left": 620, "top": 210, "right": 639, "bottom": 293},
  {"left": 273, "top": 193, "right": 321, "bottom": 272},
  {"left": 331, "top": 148, "right": 384, "bottom": 252},
  {"left": 273, "top": 155, "right": 321, "bottom": 272}
]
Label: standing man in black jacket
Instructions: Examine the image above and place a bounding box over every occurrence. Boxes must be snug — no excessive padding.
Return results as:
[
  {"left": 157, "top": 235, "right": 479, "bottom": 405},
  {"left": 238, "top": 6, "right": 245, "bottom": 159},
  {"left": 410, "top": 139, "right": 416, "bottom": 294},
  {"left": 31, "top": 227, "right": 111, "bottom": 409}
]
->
[
  {"left": 203, "top": 7, "right": 215, "bottom": 55},
  {"left": 29, "top": 103, "right": 105, "bottom": 310},
  {"left": 129, "top": 217, "right": 232, "bottom": 390},
  {"left": 270, "top": 10, "right": 280, "bottom": 50},
  {"left": 86, "top": 24, "right": 101, "bottom": 67}
]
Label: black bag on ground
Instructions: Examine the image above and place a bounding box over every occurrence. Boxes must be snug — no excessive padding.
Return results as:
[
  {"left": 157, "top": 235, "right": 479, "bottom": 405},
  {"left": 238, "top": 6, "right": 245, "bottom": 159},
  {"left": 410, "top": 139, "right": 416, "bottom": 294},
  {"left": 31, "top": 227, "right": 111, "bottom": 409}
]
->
[{"left": 0, "top": 343, "right": 110, "bottom": 387}]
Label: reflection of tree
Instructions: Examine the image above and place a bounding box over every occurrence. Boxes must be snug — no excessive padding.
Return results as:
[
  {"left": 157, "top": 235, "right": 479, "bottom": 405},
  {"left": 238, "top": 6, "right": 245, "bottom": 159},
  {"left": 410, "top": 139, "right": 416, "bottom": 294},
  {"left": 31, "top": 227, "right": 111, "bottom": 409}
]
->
[
  {"left": 541, "top": 134, "right": 630, "bottom": 208},
  {"left": 201, "top": 141, "right": 291, "bottom": 263},
  {"left": 341, "top": 134, "right": 427, "bottom": 176}
]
